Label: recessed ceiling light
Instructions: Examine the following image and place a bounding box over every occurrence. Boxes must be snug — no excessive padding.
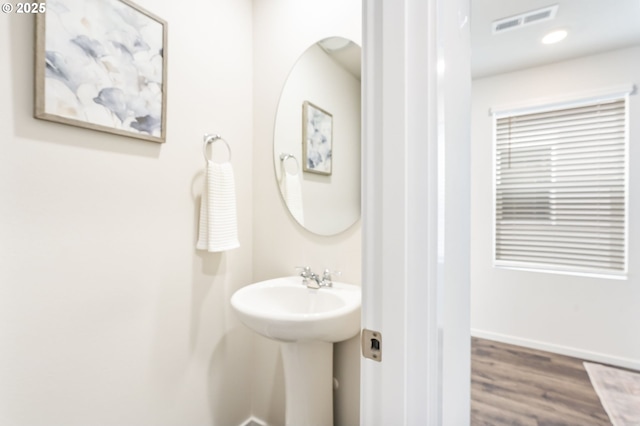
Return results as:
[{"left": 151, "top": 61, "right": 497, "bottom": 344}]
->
[{"left": 542, "top": 29, "right": 568, "bottom": 45}]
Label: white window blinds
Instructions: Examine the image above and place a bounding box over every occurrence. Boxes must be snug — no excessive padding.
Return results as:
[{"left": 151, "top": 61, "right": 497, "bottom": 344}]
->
[{"left": 494, "top": 95, "right": 628, "bottom": 276}]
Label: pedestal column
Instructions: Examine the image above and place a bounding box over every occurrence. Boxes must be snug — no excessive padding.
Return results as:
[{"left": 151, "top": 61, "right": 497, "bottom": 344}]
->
[{"left": 280, "top": 341, "right": 334, "bottom": 426}]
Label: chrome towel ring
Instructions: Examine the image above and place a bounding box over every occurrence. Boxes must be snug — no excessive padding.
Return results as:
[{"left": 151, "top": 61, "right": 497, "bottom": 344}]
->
[
  {"left": 279, "top": 153, "right": 300, "bottom": 169},
  {"left": 203, "top": 133, "right": 231, "bottom": 162}
]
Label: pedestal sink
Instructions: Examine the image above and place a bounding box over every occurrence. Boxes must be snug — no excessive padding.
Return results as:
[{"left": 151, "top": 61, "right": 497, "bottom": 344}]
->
[{"left": 230, "top": 276, "right": 361, "bottom": 426}]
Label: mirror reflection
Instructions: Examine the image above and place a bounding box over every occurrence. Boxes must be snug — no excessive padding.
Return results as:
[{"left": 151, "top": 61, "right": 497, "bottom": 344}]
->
[{"left": 273, "top": 37, "right": 361, "bottom": 236}]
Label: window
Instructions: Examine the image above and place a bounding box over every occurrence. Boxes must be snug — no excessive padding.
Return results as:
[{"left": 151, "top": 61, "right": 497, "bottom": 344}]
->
[{"left": 493, "top": 91, "right": 629, "bottom": 277}]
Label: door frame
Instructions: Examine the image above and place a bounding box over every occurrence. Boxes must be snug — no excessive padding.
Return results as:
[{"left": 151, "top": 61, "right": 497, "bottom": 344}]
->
[{"left": 360, "top": 0, "right": 471, "bottom": 424}]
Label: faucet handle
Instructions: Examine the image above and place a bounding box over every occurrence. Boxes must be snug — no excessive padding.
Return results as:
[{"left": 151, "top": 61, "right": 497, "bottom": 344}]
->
[
  {"left": 295, "top": 266, "right": 312, "bottom": 278},
  {"left": 321, "top": 269, "right": 341, "bottom": 286},
  {"left": 322, "top": 269, "right": 341, "bottom": 279}
]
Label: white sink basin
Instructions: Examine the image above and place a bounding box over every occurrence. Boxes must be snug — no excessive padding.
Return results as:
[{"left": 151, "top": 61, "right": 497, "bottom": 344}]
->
[
  {"left": 230, "top": 276, "right": 361, "bottom": 343},
  {"left": 231, "top": 275, "right": 361, "bottom": 425}
]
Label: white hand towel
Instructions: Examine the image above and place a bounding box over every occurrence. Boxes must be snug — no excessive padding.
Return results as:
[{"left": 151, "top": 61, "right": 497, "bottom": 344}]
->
[
  {"left": 197, "top": 161, "right": 240, "bottom": 252},
  {"left": 281, "top": 169, "right": 304, "bottom": 225}
]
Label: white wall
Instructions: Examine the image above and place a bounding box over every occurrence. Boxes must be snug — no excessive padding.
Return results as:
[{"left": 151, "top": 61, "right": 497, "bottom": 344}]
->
[
  {"left": 0, "top": 1, "right": 255, "bottom": 425},
  {"left": 471, "top": 46, "right": 640, "bottom": 369},
  {"left": 252, "top": 1, "right": 362, "bottom": 425}
]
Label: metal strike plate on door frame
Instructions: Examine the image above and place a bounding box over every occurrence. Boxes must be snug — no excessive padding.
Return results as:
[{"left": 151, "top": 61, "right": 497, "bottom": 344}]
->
[{"left": 362, "top": 329, "right": 382, "bottom": 362}]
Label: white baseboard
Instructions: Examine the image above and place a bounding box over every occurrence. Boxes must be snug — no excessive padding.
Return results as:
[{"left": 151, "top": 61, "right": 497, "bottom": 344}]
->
[
  {"left": 240, "top": 416, "right": 268, "bottom": 426},
  {"left": 471, "top": 328, "right": 640, "bottom": 371}
]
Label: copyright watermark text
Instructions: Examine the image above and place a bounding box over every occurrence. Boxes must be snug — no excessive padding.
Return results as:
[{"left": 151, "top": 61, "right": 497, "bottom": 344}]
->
[{"left": 2, "top": 3, "right": 46, "bottom": 14}]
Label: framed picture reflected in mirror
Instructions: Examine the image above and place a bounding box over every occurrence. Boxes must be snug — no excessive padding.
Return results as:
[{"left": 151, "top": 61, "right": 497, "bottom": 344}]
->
[{"left": 302, "top": 100, "right": 332, "bottom": 175}]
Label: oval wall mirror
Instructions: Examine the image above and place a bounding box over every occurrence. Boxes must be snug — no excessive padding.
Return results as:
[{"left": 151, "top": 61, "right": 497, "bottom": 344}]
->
[{"left": 273, "top": 37, "right": 361, "bottom": 236}]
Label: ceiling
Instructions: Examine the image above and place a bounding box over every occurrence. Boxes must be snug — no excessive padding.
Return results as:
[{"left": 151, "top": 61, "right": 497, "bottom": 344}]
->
[
  {"left": 471, "top": 0, "right": 640, "bottom": 78},
  {"left": 325, "top": 40, "right": 361, "bottom": 80}
]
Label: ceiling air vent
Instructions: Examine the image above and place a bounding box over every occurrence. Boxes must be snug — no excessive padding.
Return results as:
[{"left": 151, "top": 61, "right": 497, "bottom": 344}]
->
[{"left": 492, "top": 4, "right": 559, "bottom": 34}]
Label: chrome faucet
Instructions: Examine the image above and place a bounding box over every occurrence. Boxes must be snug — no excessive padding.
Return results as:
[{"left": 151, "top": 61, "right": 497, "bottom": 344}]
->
[
  {"left": 297, "top": 266, "right": 319, "bottom": 289},
  {"left": 296, "top": 267, "right": 339, "bottom": 289}
]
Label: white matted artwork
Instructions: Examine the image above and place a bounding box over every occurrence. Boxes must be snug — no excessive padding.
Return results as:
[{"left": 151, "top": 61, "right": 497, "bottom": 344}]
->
[
  {"left": 35, "top": 0, "right": 168, "bottom": 143},
  {"left": 302, "top": 101, "right": 332, "bottom": 175}
]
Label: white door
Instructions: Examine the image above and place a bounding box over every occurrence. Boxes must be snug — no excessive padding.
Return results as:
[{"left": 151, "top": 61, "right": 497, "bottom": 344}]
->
[{"left": 360, "top": 0, "right": 471, "bottom": 424}]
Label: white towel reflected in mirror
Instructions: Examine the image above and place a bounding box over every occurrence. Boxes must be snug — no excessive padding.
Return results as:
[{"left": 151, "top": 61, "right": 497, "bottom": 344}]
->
[{"left": 280, "top": 163, "right": 304, "bottom": 226}]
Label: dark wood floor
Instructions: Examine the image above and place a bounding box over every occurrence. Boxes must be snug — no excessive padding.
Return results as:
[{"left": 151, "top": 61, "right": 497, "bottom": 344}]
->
[{"left": 471, "top": 337, "right": 611, "bottom": 426}]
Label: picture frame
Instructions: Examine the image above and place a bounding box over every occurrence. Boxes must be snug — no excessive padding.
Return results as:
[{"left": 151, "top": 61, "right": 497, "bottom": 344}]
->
[
  {"left": 302, "top": 100, "right": 333, "bottom": 175},
  {"left": 34, "top": 0, "right": 168, "bottom": 143}
]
